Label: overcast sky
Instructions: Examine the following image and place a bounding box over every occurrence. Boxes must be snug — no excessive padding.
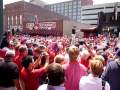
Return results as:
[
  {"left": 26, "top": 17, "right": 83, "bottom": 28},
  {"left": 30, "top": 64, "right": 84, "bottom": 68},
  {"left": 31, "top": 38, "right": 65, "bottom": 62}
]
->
[{"left": 3, "top": 0, "right": 120, "bottom": 6}]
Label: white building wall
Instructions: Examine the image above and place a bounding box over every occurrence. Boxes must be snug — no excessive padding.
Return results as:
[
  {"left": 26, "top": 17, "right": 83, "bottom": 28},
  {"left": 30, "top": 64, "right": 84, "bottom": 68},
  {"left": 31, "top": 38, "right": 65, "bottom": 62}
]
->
[{"left": 81, "top": 2, "right": 120, "bottom": 25}]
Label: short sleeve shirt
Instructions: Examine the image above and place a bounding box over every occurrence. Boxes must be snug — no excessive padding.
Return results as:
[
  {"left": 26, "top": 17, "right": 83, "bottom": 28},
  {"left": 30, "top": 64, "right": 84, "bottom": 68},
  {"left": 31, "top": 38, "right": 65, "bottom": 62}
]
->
[{"left": 0, "top": 60, "right": 19, "bottom": 87}]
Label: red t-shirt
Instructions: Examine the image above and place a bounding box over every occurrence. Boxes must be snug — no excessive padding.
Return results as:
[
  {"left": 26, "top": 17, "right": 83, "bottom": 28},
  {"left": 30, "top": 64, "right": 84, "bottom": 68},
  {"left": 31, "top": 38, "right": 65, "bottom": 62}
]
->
[
  {"left": 21, "top": 67, "right": 46, "bottom": 90},
  {"left": 14, "top": 55, "right": 23, "bottom": 72}
]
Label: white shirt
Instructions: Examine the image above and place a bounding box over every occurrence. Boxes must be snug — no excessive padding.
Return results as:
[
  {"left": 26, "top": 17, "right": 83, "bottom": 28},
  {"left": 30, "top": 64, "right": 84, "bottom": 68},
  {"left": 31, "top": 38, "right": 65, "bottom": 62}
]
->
[
  {"left": 79, "top": 74, "right": 110, "bottom": 90},
  {"left": 37, "top": 84, "right": 65, "bottom": 90}
]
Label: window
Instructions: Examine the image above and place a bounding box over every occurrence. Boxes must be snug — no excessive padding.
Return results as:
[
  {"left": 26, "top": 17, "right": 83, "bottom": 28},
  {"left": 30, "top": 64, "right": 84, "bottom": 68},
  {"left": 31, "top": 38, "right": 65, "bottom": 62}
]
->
[
  {"left": 65, "top": 9, "right": 68, "bottom": 13},
  {"left": 78, "top": 11, "right": 81, "bottom": 15},
  {"left": 73, "top": 8, "right": 77, "bottom": 12},
  {"left": 51, "top": 8, "right": 54, "bottom": 11},
  {"left": 69, "top": 2, "right": 72, "bottom": 6},
  {"left": 11, "top": 16, "right": 13, "bottom": 25},
  {"left": 54, "top": 5, "right": 56, "bottom": 8},
  {"left": 69, "top": 12, "right": 72, "bottom": 16},
  {"left": 65, "top": 12, "right": 68, "bottom": 16},
  {"left": 54, "top": 8, "right": 57, "bottom": 12},
  {"left": 65, "top": 6, "right": 68, "bottom": 10},
  {"left": 16, "top": 16, "right": 17, "bottom": 25},
  {"left": 69, "top": 9, "right": 72, "bottom": 13},
  {"left": 78, "top": 1, "right": 81, "bottom": 5},
  {"left": 51, "top": 5, "right": 54, "bottom": 10},
  {"left": 73, "top": 12, "right": 77, "bottom": 15},
  {"left": 8, "top": 16, "right": 10, "bottom": 25},
  {"left": 61, "top": 3, "right": 64, "bottom": 7},
  {"left": 69, "top": 5, "right": 72, "bottom": 10},
  {"left": 57, "top": 7, "right": 60, "bottom": 11},
  {"left": 61, "top": 10, "right": 64, "bottom": 14},
  {"left": 77, "top": 16, "right": 81, "bottom": 19},
  {"left": 73, "top": 4, "right": 77, "bottom": 9},
  {"left": 73, "top": 15, "right": 77, "bottom": 20},
  {"left": 65, "top": 3, "right": 68, "bottom": 10},
  {"left": 20, "top": 15, "right": 22, "bottom": 25},
  {"left": 73, "top": 1, "right": 77, "bottom": 6}
]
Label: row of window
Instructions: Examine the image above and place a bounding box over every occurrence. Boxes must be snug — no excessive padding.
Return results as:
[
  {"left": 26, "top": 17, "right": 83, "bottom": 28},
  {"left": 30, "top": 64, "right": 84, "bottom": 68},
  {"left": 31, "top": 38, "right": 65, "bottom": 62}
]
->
[
  {"left": 50, "top": 5, "right": 81, "bottom": 10},
  {"left": 50, "top": 1, "right": 81, "bottom": 9}
]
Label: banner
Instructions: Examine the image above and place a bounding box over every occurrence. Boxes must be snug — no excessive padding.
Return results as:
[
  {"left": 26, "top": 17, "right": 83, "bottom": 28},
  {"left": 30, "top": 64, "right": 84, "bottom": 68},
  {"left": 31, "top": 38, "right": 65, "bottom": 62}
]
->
[{"left": 26, "top": 22, "right": 56, "bottom": 30}]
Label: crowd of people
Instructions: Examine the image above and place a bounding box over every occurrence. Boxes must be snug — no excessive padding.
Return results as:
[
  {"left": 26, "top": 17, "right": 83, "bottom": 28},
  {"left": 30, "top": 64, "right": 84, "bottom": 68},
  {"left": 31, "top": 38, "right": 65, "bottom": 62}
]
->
[{"left": 0, "top": 31, "right": 120, "bottom": 90}]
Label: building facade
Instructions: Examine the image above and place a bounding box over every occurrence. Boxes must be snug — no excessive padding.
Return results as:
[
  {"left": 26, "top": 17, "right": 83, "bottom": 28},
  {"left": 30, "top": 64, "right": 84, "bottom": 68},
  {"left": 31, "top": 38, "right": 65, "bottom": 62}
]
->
[
  {"left": 45, "top": 0, "right": 93, "bottom": 22},
  {"left": 4, "top": 1, "right": 70, "bottom": 31},
  {"left": 81, "top": 2, "right": 120, "bottom": 25},
  {"left": 4, "top": 1, "right": 94, "bottom": 37}
]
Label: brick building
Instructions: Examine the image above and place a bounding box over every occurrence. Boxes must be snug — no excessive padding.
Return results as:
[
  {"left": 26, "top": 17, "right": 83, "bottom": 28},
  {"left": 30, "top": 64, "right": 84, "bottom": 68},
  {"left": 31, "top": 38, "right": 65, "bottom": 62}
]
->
[{"left": 4, "top": 1, "right": 70, "bottom": 31}]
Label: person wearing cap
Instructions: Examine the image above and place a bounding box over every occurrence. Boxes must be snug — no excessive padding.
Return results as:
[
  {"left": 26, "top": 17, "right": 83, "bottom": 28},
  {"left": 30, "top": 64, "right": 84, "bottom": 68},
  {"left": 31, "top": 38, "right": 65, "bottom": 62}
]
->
[
  {"left": 0, "top": 50, "right": 21, "bottom": 90},
  {"left": 101, "top": 48, "right": 120, "bottom": 90}
]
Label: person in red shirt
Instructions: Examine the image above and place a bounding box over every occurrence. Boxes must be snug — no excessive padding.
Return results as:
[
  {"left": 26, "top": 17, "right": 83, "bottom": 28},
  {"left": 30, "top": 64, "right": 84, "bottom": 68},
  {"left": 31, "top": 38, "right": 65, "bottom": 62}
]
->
[
  {"left": 20, "top": 55, "right": 49, "bottom": 90},
  {"left": 14, "top": 45, "right": 28, "bottom": 71}
]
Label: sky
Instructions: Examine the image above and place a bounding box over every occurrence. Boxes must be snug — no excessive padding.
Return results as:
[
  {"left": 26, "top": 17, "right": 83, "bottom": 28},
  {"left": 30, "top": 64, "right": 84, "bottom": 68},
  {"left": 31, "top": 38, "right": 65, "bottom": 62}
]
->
[{"left": 3, "top": 0, "right": 120, "bottom": 6}]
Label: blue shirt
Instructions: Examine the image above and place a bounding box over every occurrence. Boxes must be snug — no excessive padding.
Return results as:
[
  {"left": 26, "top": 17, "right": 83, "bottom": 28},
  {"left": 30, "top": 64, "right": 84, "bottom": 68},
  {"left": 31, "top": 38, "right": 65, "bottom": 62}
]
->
[{"left": 102, "top": 61, "right": 120, "bottom": 90}]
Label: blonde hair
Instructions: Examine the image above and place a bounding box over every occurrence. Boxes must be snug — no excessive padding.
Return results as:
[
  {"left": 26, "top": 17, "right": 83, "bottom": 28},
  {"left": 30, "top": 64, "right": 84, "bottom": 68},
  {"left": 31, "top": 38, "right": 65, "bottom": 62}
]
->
[
  {"left": 90, "top": 60, "right": 104, "bottom": 76},
  {"left": 68, "top": 46, "right": 79, "bottom": 61},
  {"left": 54, "top": 54, "right": 65, "bottom": 64},
  {"left": 93, "top": 55, "right": 105, "bottom": 65}
]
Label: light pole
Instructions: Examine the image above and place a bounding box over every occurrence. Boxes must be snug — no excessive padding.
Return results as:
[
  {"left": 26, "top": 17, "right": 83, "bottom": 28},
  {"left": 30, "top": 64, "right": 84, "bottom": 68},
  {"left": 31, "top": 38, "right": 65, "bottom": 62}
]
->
[{"left": 0, "top": 0, "right": 3, "bottom": 41}]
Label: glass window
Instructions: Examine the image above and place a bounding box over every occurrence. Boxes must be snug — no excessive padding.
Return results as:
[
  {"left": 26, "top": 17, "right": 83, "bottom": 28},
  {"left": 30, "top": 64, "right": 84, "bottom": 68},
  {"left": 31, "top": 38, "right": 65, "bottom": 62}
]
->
[
  {"left": 11, "top": 16, "right": 13, "bottom": 25},
  {"left": 69, "top": 2, "right": 72, "bottom": 6},
  {"left": 78, "top": 11, "right": 81, "bottom": 15},
  {"left": 65, "top": 6, "right": 68, "bottom": 10},
  {"left": 69, "top": 12, "right": 72, "bottom": 16},
  {"left": 65, "top": 3, "right": 68, "bottom": 9},
  {"left": 77, "top": 16, "right": 81, "bottom": 19},
  {"left": 73, "top": 1, "right": 77, "bottom": 5},
  {"left": 73, "top": 4, "right": 77, "bottom": 9},
  {"left": 54, "top": 5, "right": 56, "bottom": 8},
  {"left": 78, "top": 1, "right": 81, "bottom": 5},
  {"left": 61, "top": 10, "right": 64, "bottom": 14},
  {"left": 51, "top": 5, "right": 54, "bottom": 9},
  {"left": 69, "top": 9, "right": 72, "bottom": 13},
  {"left": 16, "top": 16, "right": 17, "bottom": 25},
  {"left": 65, "top": 12, "right": 68, "bottom": 16},
  {"left": 54, "top": 8, "right": 56, "bottom": 12},
  {"left": 73, "top": 15, "right": 77, "bottom": 20},
  {"left": 61, "top": 3, "right": 64, "bottom": 7},
  {"left": 78, "top": 8, "right": 81, "bottom": 12},
  {"left": 56, "top": 4, "right": 60, "bottom": 8},
  {"left": 20, "top": 15, "right": 22, "bottom": 25},
  {"left": 69, "top": 5, "right": 72, "bottom": 10},
  {"left": 73, "top": 12, "right": 77, "bottom": 15},
  {"left": 65, "top": 9, "right": 68, "bottom": 13},
  {"left": 8, "top": 16, "right": 10, "bottom": 25},
  {"left": 51, "top": 8, "right": 54, "bottom": 11},
  {"left": 73, "top": 8, "right": 77, "bottom": 12}
]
